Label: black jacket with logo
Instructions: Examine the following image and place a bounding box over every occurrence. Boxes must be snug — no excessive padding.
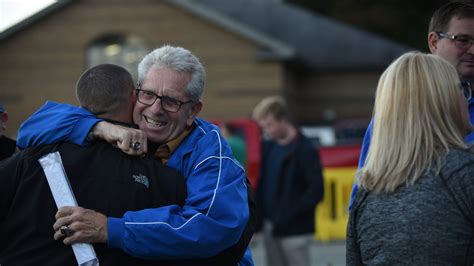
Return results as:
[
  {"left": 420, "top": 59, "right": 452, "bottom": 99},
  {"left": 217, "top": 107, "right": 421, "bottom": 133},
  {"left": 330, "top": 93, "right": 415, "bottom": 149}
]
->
[{"left": 0, "top": 139, "right": 187, "bottom": 266}]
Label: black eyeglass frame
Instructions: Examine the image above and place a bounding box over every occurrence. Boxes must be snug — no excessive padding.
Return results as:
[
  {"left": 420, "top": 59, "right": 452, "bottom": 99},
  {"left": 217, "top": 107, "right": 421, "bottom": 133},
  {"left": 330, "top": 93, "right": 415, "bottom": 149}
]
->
[
  {"left": 436, "top": 32, "right": 474, "bottom": 50},
  {"left": 135, "top": 82, "right": 193, "bottom": 113}
]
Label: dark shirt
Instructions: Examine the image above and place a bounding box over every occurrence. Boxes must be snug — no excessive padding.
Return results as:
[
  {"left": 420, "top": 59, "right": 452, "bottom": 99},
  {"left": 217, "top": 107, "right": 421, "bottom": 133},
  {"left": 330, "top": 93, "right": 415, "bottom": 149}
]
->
[
  {"left": 257, "top": 133, "right": 324, "bottom": 236},
  {"left": 262, "top": 142, "right": 292, "bottom": 220},
  {"left": 0, "top": 135, "right": 16, "bottom": 160},
  {"left": 0, "top": 140, "right": 187, "bottom": 266}
]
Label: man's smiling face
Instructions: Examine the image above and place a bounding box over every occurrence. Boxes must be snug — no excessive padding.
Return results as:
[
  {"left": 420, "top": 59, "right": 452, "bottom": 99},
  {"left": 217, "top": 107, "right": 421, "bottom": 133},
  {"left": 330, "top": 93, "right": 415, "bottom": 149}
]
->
[{"left": 133, "top": 66, "right": 201, "bottom": 145}]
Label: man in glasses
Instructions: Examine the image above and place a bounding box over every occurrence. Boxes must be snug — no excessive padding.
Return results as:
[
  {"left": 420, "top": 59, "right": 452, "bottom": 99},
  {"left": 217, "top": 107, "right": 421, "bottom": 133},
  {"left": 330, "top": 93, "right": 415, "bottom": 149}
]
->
[
  {"left": 17, "top": 45, "right": 255, "bottom": 265},
  {"left": 350, "top": 1, "right": 474, "bottom": 210},
  {"left": 429, "top": 4, "right": 474, "bottom": 100}
]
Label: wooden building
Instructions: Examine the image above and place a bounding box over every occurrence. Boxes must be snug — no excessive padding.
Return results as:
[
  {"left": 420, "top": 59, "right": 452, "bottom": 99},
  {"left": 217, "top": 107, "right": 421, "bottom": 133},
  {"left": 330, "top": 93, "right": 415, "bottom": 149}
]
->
[{"left": 0, "top": 0, "right": 410, "bottom": 138}]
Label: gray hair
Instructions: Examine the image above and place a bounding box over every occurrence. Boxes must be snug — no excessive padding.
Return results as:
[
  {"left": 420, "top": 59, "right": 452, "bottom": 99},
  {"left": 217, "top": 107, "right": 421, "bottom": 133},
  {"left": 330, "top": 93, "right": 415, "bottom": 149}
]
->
[{"left": 138, "top": 45, "right": 206, "bottom": 101}]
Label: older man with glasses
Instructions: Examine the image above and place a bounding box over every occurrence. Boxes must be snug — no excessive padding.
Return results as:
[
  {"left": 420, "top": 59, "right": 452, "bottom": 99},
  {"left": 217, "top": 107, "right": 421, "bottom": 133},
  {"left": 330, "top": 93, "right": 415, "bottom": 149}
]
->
[
  {"left": 349, "top": 1, "right": 474, "bottom": 211},
  {"left": 16, "top": 45, "right": 255, "bottom": 265}
]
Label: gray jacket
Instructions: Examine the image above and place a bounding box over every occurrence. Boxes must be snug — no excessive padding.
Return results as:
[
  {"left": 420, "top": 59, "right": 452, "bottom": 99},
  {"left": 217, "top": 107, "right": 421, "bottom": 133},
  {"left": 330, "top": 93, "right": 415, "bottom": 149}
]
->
[{"left": 347, "top": 148, "right": 474, "bottom": 265}]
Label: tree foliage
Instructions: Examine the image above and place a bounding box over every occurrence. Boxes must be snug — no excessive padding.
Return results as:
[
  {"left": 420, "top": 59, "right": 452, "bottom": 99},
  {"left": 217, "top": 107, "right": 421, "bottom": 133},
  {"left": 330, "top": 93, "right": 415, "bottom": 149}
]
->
[{"left": 287, "top": 0, "right": 449, "bottom": 50}]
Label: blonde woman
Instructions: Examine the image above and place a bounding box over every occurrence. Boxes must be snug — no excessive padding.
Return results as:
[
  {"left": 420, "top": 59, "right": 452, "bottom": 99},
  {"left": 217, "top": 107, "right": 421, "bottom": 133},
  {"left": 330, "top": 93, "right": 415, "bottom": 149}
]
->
[{"left": 346, "top": 52, "right": 474, "bottom": 265}]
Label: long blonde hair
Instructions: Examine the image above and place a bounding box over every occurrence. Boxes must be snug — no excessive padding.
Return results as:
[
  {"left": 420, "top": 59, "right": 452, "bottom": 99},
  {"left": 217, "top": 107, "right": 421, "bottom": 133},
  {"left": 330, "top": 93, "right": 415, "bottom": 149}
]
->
[{"left": 359, "top": 52, "right": 469, "bottom": 193}]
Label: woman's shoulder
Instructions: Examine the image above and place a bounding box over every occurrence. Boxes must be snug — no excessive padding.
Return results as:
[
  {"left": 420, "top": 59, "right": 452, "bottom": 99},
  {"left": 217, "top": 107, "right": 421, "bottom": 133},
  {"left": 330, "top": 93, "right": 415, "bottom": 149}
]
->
[
  {"left": 441, "top": 147, "right": 474, "bottom": 178},
  {"left": 445, "top": 147, "right": 474, "bottom": 162}
]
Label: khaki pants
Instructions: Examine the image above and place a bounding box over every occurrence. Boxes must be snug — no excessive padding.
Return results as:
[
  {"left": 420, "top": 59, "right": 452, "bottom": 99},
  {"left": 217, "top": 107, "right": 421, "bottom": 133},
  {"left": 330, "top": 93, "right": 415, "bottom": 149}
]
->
[{"left": 258, "top": 221, "right": 313, "bottom": 266}]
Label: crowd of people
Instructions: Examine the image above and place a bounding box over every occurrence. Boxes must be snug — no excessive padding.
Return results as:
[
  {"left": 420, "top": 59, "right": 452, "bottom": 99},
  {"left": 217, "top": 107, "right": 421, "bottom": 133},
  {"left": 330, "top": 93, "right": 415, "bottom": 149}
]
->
[{"left": 0, "top": 1, "right": 473, "bottom": 265}]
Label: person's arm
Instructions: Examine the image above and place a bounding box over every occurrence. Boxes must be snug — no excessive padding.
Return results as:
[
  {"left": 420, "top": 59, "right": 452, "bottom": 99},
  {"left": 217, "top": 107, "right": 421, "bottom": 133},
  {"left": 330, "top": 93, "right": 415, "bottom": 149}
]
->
[
  {"left": 446, "top": 160, "right": 474, "bottom": 226},
  {"left": 17, "top": 101, "right": 101, "bottom": 149},
  {"left": 0, "top": 154, "right": 21, "bottom": 222},
  {"left": 108, "top": 136, "right": 249, "bottom": 259},
  {"left": 348, "top": 119, "right": 373, "bottom": 211},
  {"left": 54, "top": 175, "right": 254, "bottom": 264},
  {"left": 54, "top": 130, "right": 250, "bottom": 260},
  {"left": 346, "top": 195, "right": 363, "bottom": 266},
  {"left": 0, "top": 153, "right": 22, "bottom": 251},
  {"left": 17, "top": 101, "right": 148, "bottom": 154},
  {"left": 464, "top": 102, "right": 474, "bottom": 143}
]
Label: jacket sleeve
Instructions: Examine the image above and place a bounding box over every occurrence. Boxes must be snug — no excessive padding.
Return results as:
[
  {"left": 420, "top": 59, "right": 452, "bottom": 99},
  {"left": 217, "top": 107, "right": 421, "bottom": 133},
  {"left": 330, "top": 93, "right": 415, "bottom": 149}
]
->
[
  {"left": 0, "top": 154, "right": 22, "bottom": 223},
  {"left": 0, "top": 153, "right": 23, "bottom": 251},
  {"left": 17, "top": 101, "right": 102, "bottom": 149},
  {"left": 107, "top": 130, "right": 249, "bottom": 260},
  {"left": 349, "top": 118, "right": 373, "bottom": 211},
  {"left": 346, "top": 202, "right": 363, "bottom": 265},
  {"left": 255, "top": 140, "right": 268, "bottom": 233}
]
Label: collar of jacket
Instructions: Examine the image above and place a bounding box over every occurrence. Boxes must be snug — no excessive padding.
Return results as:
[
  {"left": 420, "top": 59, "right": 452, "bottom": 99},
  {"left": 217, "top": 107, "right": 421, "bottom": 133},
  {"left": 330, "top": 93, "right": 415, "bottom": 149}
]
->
[{"left": 102, "top": 118, "right": 139, "bottom": 129}]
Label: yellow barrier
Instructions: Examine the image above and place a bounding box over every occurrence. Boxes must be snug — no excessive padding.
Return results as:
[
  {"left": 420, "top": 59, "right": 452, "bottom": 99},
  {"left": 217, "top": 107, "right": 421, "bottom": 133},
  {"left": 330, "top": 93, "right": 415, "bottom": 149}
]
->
[{"left": 315, "top": 167, "right": 357, "bottom": 241}]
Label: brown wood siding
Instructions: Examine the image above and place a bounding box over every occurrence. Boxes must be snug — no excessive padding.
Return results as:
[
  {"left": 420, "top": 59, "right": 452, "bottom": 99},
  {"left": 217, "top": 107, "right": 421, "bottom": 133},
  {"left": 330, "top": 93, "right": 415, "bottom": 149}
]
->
[
  {"left": 0, "top": 0, "right": 282, "bottom": 138},
  {"left": 288, "top": 71, "right": 381, "bottom": 125}
]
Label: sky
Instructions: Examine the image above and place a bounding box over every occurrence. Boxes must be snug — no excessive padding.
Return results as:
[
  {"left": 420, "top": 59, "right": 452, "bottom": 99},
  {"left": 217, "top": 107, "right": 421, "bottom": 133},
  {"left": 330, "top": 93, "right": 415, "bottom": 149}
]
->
[{"left": 0, "top": 0, "right": 56, "bottom": 31}]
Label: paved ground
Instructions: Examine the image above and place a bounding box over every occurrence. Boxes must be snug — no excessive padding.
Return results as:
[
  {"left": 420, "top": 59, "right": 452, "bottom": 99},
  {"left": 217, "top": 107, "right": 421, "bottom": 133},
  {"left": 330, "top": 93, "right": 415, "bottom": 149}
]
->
[{"left": 250, "top": 239, "right": 346, "bottom": 266}]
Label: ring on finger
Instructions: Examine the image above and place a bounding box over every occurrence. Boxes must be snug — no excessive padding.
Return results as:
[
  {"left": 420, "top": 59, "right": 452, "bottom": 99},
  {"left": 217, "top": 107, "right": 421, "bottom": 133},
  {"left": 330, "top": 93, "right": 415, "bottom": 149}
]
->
[
  {"left": 131, "top": 141, "right": 141, "bottom": 151},
  {"left": 60, "top": 225, "right": 73, "bottom": 237}
]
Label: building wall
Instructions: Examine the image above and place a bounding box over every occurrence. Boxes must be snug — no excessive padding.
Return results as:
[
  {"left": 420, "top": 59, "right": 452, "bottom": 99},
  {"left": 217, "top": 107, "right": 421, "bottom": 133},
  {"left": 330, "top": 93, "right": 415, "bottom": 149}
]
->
[
  {"left": 287, "top": 70, "right": 382, "bottom": 125},
  {"left": 0, "top": 0, "right": 283, "bottom": 138}
]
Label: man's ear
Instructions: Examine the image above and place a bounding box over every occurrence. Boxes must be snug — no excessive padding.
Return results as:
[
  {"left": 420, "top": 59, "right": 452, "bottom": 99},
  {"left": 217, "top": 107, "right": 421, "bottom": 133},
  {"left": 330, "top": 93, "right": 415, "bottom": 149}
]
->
[
  {"left": 186, "top": 101, "right": 202, "bottom": 127},
  {"left": 131, "top": 89, "right": 138, "bottom": 104},
  {"left": 428, "top": 31, "right": 439, "bottom": 54}
]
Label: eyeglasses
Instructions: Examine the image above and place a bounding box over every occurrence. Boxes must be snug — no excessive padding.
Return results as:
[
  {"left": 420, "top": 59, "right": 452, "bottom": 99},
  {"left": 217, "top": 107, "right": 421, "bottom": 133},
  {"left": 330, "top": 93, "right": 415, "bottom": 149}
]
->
[
  {"left": 460, "top": 81, "right": 472, "bottom": 101},
  {"left": 135, "top": 85, "right": 193, "bottom": 113},
  {"left": 436, "top": 32, "right": 474, "bottom": 50}
]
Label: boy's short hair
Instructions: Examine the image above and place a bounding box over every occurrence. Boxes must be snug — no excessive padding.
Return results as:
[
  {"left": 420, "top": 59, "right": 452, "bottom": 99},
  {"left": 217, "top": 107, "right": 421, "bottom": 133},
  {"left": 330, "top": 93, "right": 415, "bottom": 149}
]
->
[{"left": 252, "top": 95, "right": 290, "bottom": 121}]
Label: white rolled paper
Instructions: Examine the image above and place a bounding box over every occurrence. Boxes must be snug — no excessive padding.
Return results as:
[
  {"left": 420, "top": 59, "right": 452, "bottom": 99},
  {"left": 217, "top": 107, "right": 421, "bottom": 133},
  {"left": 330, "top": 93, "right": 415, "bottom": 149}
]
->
[{"left": 39, "top": 152, "right": 99, "bottom": 266}]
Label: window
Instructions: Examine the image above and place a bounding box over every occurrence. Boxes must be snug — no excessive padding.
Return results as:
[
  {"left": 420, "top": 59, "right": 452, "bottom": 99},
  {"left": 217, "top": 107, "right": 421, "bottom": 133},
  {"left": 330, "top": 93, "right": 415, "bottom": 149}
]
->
[{"left": 86, "top": 33, "right": 149, "bottom": 81}]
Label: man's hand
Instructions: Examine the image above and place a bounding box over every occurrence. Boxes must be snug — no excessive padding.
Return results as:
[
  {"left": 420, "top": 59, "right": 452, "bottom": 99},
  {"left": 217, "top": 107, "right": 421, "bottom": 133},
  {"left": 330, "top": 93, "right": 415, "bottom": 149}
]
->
[
  {"left": 92, "top": 121, "right": 147, "bottom": 155},
  {"left": 53, "top": 206, "right": 108, "bottom": 245}
]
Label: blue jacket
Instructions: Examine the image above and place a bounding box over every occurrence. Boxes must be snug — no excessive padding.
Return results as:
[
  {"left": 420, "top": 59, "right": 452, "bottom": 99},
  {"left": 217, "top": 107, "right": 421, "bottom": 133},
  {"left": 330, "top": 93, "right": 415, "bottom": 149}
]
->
[
  {"left": 348, "top": 99, "right": 474, "bottom": 210},
  {"left": 18, "top": 101, "right": 253, "bottom": 265}
]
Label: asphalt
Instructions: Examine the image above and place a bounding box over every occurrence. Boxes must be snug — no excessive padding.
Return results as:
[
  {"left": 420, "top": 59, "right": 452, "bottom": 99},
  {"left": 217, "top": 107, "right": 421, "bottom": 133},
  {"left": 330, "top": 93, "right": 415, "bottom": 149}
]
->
[{"left": 250, "top": 239, "right": 346, "bottom": 266}]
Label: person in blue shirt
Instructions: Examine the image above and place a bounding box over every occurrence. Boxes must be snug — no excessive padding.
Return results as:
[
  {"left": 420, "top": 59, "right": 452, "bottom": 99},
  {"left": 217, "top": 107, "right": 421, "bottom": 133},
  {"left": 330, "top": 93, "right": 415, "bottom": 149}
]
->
[
  {"left": 17, "top": 45, "right": 255, "bottom": 265},
  {"left": 349, "top": 1, "right": 474, "bottom": 210}
]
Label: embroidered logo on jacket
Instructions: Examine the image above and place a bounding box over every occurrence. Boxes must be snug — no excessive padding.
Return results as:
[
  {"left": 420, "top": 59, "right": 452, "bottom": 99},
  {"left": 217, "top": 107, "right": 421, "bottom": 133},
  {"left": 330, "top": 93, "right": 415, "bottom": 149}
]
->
[{"left": 132, "top": 174, "right": 149, "bottom": 188}]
